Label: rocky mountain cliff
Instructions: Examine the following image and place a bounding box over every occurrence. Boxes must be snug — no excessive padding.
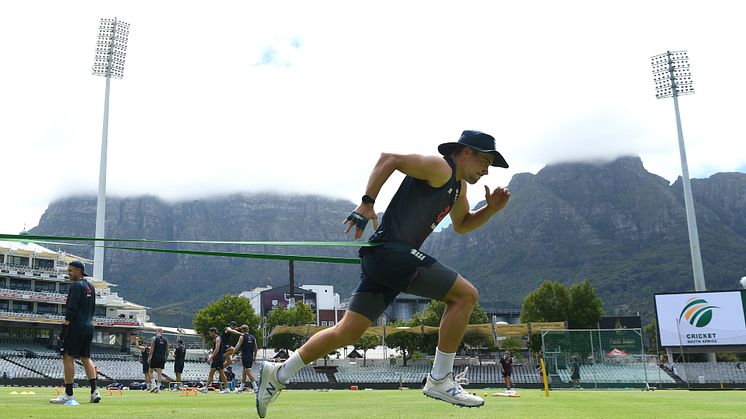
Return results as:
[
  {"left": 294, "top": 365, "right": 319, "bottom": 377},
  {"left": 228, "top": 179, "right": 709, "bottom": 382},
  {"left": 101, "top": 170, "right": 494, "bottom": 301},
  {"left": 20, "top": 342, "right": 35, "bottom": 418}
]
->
[
  {"left": 30, "top": 156, "right": 746, "bottom": 326},
  {"left": 425, "top": 156, "right": 746, "bottom": 320}
]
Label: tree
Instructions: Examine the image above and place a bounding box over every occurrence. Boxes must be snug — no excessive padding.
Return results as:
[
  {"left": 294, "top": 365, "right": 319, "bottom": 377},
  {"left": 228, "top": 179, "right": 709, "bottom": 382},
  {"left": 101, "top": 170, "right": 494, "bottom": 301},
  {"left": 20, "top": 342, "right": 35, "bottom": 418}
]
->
[
  {"left": 411, "top": 300, "right": 491, "bottom": 355},
  {"left": 354, "top": 333, "right": 381, "bottom": 367},
  {"left": 500, "top": 337, "right": 525, "bottom": 357},
  {"left": 265, "top": 302, "right": 316, "bottom": 354},
  {"left": 567, "top": 279, "right": 604, "bottom": 329},
  {"left": 385, "top": 321, "right": 421, "bottom": 366},
  {"left": 520, "top": 280, "right": 571, "bottom": 351},
  {"left": 193, "top": 294, "right": 261, "bottom": 344},
  {"left": 643, "top": 319, "right": 659, "bottom": 354}
]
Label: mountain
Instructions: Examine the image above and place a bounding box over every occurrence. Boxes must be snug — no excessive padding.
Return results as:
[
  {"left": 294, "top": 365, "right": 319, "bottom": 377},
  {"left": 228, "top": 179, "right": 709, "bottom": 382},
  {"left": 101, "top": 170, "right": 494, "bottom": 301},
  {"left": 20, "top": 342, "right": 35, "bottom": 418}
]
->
[
  {"left": 30, "top": 194, "right": 363, "bottom": 326},
  {"left": 425, "top": 156, "right": 746, "bottom": 321},
  {"left": 29, "top": 156, "right": 746, "bottom": 326}
]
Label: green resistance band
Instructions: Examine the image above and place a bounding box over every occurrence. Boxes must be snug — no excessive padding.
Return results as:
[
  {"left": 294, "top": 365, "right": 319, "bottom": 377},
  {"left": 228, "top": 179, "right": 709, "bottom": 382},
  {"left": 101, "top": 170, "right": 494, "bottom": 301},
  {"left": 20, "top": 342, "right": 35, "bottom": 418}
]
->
[
  {"left": 25, "top": 239, "right": 361, "bottom": 265},
  {"left": 0, "top": 233, "right": 376, "bottom": 248}
]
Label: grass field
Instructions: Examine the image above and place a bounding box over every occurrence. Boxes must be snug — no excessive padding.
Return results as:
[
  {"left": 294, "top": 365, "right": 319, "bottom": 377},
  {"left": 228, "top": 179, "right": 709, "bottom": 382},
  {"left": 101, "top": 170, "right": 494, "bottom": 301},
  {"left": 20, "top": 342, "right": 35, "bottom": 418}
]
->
[{"left": 3, "top": 386, "right": 746, "bottom": 419}]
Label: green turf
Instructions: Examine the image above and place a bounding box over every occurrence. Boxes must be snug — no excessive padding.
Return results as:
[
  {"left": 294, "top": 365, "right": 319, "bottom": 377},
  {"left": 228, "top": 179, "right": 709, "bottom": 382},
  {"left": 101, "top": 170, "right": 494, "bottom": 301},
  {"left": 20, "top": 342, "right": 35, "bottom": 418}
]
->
[{"left": 2, "top": 386, "right": 745, "bottom": 419}]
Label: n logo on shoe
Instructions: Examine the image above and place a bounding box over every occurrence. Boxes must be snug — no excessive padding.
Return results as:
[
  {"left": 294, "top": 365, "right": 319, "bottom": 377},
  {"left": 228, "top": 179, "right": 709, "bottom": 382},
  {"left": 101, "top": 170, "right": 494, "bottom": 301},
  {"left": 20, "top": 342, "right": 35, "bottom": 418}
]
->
[
  {"left": 267, "top": 382, "right": 276, "bottom": 396},
  {"left": 447, "top": 387, "right": 459, "bottom": 397}
]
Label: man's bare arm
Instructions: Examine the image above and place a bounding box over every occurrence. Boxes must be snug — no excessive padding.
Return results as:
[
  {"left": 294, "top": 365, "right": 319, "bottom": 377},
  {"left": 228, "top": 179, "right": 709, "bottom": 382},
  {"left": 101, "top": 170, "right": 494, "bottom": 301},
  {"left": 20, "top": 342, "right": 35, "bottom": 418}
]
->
[
  {"left": 344, "top": 153, "right": 452, "bottom": 239},
  {"left": 450, "top": 184, "right": 510, "bottom": 234}
]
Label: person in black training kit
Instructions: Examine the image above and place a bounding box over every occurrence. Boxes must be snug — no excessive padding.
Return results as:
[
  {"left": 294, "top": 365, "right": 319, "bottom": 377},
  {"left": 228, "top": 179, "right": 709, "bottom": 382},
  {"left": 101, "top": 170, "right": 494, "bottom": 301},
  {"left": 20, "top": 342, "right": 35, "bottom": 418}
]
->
[
  {"left": 49, "top": 260, "right": 101, "bottom": 404},
  {"left": 173, "top": 338, "right": 186, "bottom": 384},
  {"left": 206, "top": 327, "right": 231, "bottom": 393},
  {"left": 221, "top": 321, "right": 242, "bottom": 369},
  {"left": 234, "top": 324, "right": 258, "bottom": 392},
  {"left": 148, "top": 328, "right": 169, "bottom": 393}
]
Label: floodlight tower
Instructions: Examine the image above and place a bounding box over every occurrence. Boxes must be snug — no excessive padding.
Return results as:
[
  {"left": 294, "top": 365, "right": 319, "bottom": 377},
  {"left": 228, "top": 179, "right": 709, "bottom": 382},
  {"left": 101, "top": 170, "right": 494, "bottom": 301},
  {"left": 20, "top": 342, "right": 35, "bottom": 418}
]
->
[
  {"left": 651, "top": 51, "right": 706, "bottom": 293},
  {"left": 91, "top": 18, "right": 130, "bottom": 280}
]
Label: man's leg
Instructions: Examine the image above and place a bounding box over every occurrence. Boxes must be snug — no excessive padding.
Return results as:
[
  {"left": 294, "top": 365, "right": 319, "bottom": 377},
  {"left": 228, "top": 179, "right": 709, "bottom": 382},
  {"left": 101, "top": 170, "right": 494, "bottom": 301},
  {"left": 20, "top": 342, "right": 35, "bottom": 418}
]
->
[
  {"left": 248, "top": 368, "right": 257, "bottom": 391},
  {"left": 219, "top": 370, "right": 229, "bottom": 391},
  {"left": 50, "top": 354, "right": 76, "bottom": 403},
  {"left": 422, "top": 275, "right": 484, "bottom": 408},
  {"left": 257, "top": 310, "right": 371, "bottom": 418},
  {"left": 429, "top": 276, "right": 477, "bottom": 381},
  {"left": 81, "top": 357, "right": 101, "bottom": 402},
  {"left": 437, "top": 275, "right": 478, "bottom": 353},
  {"left": 223, "top": 348, "right": 235, "bottom": 368},
  {"left": 207, "top": 369, "right": 215, "bottom": 387},
  {"left": 277, "top": 310, "right": 371, "bottom": 383}
]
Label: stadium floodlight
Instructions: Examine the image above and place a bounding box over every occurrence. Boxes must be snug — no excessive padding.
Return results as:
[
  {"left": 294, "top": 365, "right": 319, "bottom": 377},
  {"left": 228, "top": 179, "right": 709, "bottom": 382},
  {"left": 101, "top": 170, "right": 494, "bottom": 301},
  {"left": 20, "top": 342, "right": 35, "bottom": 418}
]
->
[
  {"left": 91, "top": 17, "right": 130, "bottom": 281},
  {"left": 651, "top": 50, "right": 706, "bottom": 293}
]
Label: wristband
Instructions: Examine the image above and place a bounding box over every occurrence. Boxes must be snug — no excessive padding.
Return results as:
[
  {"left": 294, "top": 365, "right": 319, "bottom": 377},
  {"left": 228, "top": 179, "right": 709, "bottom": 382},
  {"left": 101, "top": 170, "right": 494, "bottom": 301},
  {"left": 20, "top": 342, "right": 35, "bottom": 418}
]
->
[
  {"left": 362, "top": 194, "right": 375, "bottom": 205},
  {"left": 346, "top": 211, "right": 369, "bottom": 230}
]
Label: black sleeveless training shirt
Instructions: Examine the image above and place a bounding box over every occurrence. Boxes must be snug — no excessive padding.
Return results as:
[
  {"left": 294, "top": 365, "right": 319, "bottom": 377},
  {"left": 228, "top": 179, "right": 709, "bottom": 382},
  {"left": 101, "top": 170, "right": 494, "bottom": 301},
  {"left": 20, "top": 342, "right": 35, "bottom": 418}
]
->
[
  {"left": 368, "top": 156, "right": 461, "bottom": 249},
  {"left": 152, "top": 335, "right": 168, "bottom": 360}
]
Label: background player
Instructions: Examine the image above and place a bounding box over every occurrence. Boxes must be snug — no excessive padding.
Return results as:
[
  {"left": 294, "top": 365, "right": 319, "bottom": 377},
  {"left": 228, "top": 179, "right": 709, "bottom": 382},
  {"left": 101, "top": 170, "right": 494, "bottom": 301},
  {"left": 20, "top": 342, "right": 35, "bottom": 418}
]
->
[
  {"left": 206, "top": 327, "right": 231, "bottom": 394},
  {"left": 148, "top": 328, "right": 169, "bottom": 393},
  {"left": 49, "top": 260, "right": 101, "bottom": 404},
  {"left": 233, "top": 324, "right": 258, "bottom": 392}
]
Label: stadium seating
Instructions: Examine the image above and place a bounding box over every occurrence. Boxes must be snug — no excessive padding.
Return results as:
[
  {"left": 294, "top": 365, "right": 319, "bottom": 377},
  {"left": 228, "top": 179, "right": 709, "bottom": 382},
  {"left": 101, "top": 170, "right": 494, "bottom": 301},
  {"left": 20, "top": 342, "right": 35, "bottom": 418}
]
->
[
  {"left": 670, "top": 362, "right": 746, "bottom": 384},
  {"left": 554, "top": 363, "right": 676, "bottom": 384},
  {"left": 0, "top": 358, "right": 44, "bottom": 378}
]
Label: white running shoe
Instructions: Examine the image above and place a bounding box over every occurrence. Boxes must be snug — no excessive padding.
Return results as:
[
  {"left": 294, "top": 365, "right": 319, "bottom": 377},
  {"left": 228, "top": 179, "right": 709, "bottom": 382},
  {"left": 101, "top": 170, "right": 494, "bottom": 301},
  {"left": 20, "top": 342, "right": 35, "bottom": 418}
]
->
[
  {"left": 423, "top": 373, "right": 484, "bottom": 408},
  {"left": 256, "top": 362, "right": 285, "bottom": 418},
  {"left": 49, "top": 394, "right": 75, "bottom": 404},
  {"left": 220, "top": 388, "right": 231, "bottom": 394},
  {"left": 90, "top": 390, "right": 102, "bottom": 403}
]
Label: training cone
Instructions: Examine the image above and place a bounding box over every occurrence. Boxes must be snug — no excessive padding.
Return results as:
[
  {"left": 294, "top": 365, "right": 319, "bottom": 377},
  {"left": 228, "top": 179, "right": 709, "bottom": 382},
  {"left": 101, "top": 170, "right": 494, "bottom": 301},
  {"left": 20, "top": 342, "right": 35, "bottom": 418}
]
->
[
  {"left": 28, "top": 391, "right": 36, "bottom": 394},
  {"left": 64, "top": 399, "right": 81, "bottom": 406},
  {"left": 10, "top": 391, "right": 18, "bottom": 395}
]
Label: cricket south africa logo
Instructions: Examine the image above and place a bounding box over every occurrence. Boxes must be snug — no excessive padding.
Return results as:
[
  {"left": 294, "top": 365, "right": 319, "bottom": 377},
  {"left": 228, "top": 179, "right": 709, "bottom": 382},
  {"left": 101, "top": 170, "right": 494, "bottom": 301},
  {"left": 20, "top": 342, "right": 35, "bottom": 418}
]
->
[{"left": 678, "top": 297, "right": 719, "bottom": 328}]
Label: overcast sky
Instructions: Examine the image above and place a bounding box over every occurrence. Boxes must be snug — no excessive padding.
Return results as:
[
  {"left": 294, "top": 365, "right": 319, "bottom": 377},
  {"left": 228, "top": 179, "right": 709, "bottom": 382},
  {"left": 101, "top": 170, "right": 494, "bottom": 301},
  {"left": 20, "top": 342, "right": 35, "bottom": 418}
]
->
[{"left": 1, "top": 1, "right": 744, "bottom": 235}]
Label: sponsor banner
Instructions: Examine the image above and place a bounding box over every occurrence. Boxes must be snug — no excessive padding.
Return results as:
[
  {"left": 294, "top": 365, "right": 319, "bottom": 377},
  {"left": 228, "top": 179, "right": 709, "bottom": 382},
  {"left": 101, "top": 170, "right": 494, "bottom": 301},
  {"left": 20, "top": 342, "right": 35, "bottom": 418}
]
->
[{"left": 655, "top": 291, "right": 746, "bottom": 347}]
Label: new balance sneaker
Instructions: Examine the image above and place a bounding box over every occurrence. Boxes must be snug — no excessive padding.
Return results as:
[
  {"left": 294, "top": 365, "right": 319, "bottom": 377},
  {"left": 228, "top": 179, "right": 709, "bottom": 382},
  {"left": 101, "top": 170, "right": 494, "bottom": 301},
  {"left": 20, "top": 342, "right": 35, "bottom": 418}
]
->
[
  {"left": 423, "top": 373, "right": 484, "bottom": 408},
  {"left": 256, "top": 362, "right": 285, "bottom": 418},
  {"left": 90, "top": 390, "right": 102, "bottom": 403},
  {"left": 49, "top": 394, "right": 75, "bottom": 404}
]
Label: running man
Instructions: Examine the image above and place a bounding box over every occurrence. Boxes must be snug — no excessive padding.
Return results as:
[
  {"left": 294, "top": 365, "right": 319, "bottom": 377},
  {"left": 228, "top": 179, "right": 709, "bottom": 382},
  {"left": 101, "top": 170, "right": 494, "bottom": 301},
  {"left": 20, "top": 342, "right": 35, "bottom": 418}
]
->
[
  {"left": 173, "top": 338, "right": 186, "bottom": 384},
  {"left": 234, "top": 324, "right": 258, "bottom": 392},
  {"left": 148, "top": 328, "right": 169, "bottom": 393},
  {"left": 257, "top": 130, "right": 510, "bottom": 417},
  {"left": 50, "top": 260, "right": 102, "bottom": 404},
  {"left": 206, "top": 327, "right": 231, "bottom": 394}
]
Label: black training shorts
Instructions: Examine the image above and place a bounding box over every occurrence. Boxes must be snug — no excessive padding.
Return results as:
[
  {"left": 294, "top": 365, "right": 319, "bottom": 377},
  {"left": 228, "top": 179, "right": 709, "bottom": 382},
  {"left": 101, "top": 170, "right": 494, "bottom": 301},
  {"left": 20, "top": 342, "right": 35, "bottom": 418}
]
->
[
  {"left": 349, "top": 242, "right": 458, "bottom": 322},
  {"left": 210, "top": 355, "right": 224, "bottom": 370},
  {"left": 63, "top": 333, "right": 92, "bottom": 358},
  {"left": 174, "top": 362, "right": 185, "bottom": 374},
  {"left": 241, "top": 356, "right": 253, "bottom": 369},
  {"left": 149, "top": 357, "right": 166, "bottom": 369}
]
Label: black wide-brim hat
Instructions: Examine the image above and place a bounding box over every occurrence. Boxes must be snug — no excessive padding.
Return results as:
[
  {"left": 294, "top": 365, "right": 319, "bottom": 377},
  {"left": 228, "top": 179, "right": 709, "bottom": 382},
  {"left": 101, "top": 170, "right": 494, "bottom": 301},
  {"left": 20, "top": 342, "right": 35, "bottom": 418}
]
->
[{"left": 438, "top": 130, "right": 509, "bottom": 168}]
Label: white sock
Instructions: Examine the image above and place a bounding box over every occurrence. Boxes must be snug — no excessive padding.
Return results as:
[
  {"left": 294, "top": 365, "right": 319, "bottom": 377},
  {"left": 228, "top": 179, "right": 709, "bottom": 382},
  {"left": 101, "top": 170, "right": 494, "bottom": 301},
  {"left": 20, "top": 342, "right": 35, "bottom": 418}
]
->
[
  {"left": 431, "top": 348, "right": 456, "bottom": 380},
  {"left": 277, "top": 351, "right": 307, "bottom": 384},
  {"left": 252, "top": 381, "right": 258, "bottom": 390}
]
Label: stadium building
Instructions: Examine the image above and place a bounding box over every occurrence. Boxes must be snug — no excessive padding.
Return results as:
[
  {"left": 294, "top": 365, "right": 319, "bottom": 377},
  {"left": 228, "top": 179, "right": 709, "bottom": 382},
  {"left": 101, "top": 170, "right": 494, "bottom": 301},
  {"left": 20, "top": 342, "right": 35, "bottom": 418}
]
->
[{"left": 0, "top": 240, "right": 145, "bottom": 350}]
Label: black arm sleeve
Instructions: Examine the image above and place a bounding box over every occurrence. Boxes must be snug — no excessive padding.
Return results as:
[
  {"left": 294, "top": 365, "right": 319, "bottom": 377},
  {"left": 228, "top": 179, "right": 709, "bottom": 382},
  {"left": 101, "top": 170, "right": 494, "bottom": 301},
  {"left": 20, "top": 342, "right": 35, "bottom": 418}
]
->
[{"left": 64, "top": 282, "right": 81, "bottom": 322}]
